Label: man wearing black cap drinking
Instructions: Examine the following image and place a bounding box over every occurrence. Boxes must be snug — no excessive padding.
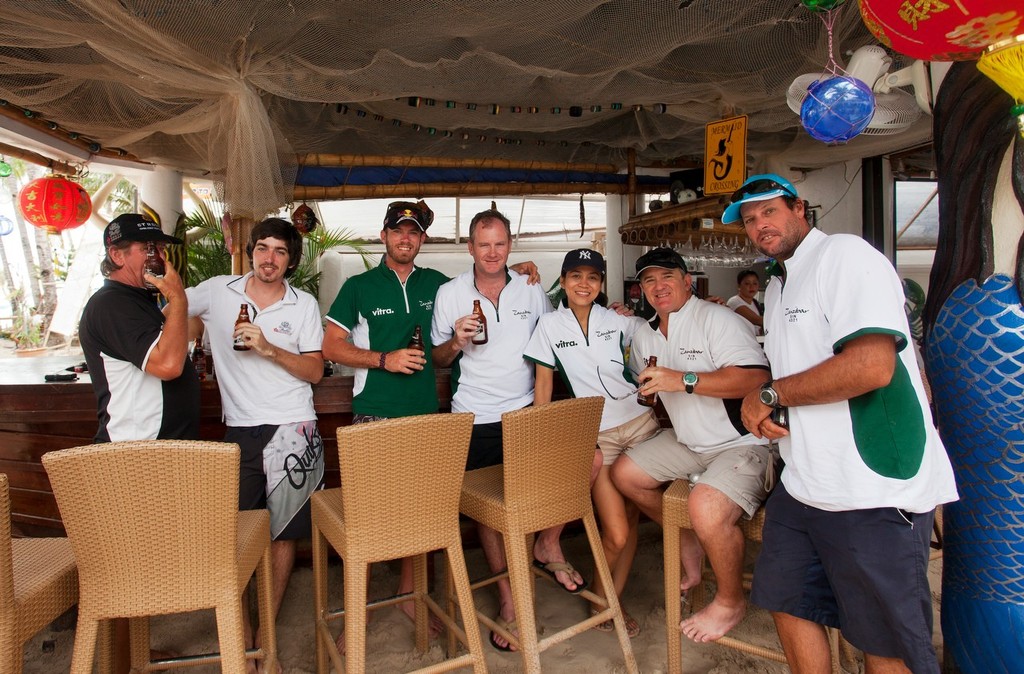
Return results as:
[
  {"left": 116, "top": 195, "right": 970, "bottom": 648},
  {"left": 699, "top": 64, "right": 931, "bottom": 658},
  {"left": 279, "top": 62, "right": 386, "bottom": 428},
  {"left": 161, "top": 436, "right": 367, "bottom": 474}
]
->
[
  {"left": 80, "top": 213, "right": 199, "bottom": 443},
  {"left": 610, "top": 246, "right": 772, "bottom": 644}
]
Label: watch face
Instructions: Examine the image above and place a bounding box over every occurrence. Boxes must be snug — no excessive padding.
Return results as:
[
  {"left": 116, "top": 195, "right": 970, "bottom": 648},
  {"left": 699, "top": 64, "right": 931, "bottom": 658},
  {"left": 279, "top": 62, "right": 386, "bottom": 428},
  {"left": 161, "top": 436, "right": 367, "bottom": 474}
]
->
[
  {"left": 684, "top": 372, "right": 698, "bottom": 385},
  {"left": 759, "top": 386, "right": 777, "bottom": 406}
]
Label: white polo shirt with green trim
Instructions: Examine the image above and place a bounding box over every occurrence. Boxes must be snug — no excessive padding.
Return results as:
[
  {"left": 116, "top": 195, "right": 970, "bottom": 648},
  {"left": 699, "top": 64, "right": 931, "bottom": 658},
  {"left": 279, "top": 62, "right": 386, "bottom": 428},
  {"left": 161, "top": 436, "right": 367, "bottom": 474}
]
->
[
  {"left": 763, "top": 228, "right": 957, "bottom": 513},
  {"left": 431, "top": 268, "right": 551, "bottom": 424},
  {"left": 524, "top": 303, "right": 648, "bottom": 431}
]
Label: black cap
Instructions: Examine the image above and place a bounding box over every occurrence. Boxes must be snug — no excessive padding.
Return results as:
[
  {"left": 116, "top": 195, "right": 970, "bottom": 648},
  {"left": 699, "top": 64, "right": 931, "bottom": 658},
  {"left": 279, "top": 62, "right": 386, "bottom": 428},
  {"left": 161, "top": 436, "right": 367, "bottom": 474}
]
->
[
  {"left": 561, "top": 248, "right": 606, "bottom": 275},
  {"left": 103, "top": 213, "right": 182, "bottom": 247},
  {"left": 635, "top": 247, "right": 687, "bottom": 276},
  {"left": 383, "top": 200, "right": 434, "bottom": 232}
]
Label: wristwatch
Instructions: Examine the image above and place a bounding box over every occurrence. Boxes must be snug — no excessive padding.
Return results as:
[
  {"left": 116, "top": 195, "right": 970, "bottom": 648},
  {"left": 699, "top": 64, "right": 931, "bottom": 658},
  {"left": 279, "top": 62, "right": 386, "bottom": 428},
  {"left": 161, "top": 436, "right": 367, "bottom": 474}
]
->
[
  {"left": 683, "top": 371, "right": 699, "bottom": 394},
  {"left": 759, "top": 380, "right": 781, "bottom": 408}
]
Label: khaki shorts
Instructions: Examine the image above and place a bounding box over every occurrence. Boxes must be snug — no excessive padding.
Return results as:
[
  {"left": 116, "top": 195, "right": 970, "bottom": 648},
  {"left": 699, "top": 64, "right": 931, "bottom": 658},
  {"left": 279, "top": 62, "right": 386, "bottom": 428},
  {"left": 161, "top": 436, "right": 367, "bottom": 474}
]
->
[
  {"left": 625, "top": 431, "right": 774, "bottom": 518},
  {"left": 597, "top": 409, "right": 662, "bottom": 466}
]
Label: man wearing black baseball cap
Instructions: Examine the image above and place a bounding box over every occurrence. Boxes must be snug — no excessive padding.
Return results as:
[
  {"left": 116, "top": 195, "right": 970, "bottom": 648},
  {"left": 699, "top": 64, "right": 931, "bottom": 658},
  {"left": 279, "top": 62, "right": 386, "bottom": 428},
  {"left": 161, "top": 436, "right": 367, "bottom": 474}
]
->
[
  {"left": 80, "top": 213, "right": 198, "bottom": 443},
  {"left": 610, "top": 246, "right": 772, "bottom": 644}
]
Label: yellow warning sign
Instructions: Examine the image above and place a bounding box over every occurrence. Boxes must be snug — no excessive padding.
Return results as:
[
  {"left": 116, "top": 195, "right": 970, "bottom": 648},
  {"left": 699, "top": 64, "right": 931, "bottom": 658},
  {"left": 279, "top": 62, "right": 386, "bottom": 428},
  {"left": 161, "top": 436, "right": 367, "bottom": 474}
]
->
[{"left": 704, "top": 115, "right": 747, "bottom": 196}]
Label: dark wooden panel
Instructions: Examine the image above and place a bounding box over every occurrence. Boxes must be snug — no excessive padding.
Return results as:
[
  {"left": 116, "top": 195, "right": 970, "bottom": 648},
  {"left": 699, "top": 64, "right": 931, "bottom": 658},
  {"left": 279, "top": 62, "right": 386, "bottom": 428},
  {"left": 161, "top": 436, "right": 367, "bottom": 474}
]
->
[
  {"left": 0, "top": 431, "right": 91, "bottom": 462},
  {"left": 0, "top": 363, "right": 585, "bottom": 537},
  {"left": 0, "top": 459, "right": 53, "bottom": 491},
  {"left": 10, "top": 486, "right": 62, "bottom": 520}
]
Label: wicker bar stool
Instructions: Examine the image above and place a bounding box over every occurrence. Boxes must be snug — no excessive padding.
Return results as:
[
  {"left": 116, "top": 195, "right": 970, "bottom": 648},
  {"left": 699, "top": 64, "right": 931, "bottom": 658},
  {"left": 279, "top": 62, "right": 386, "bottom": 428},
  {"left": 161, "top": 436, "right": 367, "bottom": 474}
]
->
[
  {"left": 0, "top": 473, "right": 78, "bottom": 674},
  {"left": 311, "top": 412, "right": 486, "bottom": 673},
  {"left": 451, "top": 397, "right": 638, "bottom": 674},
  {"left": 42, "top": 440, "right": 277, "bottom": 674},
  {"left": 663, "top": 479, "right": 853, "bottom": 673}
]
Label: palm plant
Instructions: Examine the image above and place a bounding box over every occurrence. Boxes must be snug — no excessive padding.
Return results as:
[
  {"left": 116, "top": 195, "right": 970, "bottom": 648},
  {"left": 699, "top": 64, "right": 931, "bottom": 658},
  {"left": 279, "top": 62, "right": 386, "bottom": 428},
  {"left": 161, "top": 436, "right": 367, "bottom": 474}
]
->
[{"left": 176, "top": 202, "right": 370, "bottom": 297}]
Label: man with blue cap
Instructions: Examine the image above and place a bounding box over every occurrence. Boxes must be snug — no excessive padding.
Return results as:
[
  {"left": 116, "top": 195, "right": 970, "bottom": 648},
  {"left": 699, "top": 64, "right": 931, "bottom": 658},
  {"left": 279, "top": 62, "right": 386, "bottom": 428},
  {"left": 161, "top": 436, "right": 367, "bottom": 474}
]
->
[{"left": 731, "top": 173, "right": 957, "bottom": 674}]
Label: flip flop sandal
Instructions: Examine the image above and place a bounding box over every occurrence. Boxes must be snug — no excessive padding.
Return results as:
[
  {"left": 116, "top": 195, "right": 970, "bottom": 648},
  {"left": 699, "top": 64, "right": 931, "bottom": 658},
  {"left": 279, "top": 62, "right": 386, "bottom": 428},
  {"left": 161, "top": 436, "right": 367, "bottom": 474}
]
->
[
  {"left": 489, "top": 616, "right": 518, "bottom": 652},
  {"left": 532, "top": 559, "right": 588, "bottom": 594},
  {"left": 590, "top": 608, "right": 640, "bottom": 638}
]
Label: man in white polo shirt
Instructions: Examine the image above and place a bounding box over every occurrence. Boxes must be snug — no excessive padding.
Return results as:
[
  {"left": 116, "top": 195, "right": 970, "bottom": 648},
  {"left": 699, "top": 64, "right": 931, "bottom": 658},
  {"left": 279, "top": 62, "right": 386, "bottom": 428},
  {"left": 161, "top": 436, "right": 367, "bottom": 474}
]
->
[
  {"left": 732, "top": 173, "right": 957, "bottom": 674},
  {"left": 611, "top": 246, "right": 772, "bottom": 644},
  {"left": 432, "top": 208, "right": 574, "bottom": 652},
  {"left": 187, "top": 217, "right": 325, "bottom": 666}
]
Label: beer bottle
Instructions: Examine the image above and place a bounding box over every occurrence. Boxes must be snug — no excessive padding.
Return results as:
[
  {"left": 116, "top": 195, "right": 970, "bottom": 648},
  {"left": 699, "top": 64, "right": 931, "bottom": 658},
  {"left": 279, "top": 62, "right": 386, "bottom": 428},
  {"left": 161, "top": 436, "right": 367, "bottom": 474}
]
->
[
  {"left": 471, "top": 300, "right": 488, "bottom": 345},
  {"left": 408, "top": 325, "right": 425, "bottom": 351},
  {"left": 143, "top": 242, "right": 165, "bottom": 289},
  {"left": 191, "top": 337, "right": 207, "bottom": 381},
  {"left": 233, "top": 303, "right": 252, "bottom": 351},
  {"left": 637, "top": 355, "right": 658, "bottom": 407}
]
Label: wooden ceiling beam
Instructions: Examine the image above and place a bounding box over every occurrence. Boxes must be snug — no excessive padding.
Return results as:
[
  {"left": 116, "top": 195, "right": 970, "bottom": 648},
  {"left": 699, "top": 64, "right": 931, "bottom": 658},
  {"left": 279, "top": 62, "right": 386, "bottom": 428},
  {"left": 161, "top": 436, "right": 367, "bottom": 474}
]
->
[
  {"left": 296, "top": 153, "right": 621, "bottom": 174},
  {"left": 0, "top": 140, "right": 77, "bottom": 174},
  {"left": 293, "top": 181, "right": 668, "bottom": 201}
]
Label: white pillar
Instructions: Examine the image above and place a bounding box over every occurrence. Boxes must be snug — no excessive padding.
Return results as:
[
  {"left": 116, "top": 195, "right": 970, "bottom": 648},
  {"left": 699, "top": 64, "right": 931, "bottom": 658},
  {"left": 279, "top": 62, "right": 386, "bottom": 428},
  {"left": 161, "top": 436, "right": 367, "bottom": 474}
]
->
[
  {"left": 140, "top": 165, "right": 183, "bottom": 235},
  {"left": 605, "top": 194, "right": 625, "bottom": 304}
]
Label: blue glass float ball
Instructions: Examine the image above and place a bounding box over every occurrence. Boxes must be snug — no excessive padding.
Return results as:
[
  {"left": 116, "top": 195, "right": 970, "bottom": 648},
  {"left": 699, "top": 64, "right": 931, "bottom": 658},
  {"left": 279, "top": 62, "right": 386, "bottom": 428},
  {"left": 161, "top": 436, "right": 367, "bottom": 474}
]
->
[{"left": 800, "top": 76, "right": 876, "bottom": 144}]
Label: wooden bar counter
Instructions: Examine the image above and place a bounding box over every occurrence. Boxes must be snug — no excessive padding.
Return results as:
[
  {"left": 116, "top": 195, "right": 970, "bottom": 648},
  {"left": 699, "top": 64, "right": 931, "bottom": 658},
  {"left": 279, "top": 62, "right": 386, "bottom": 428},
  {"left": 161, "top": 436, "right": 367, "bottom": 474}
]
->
[{"left": 0, "top": 355, "right": 453, "bottom": 537}]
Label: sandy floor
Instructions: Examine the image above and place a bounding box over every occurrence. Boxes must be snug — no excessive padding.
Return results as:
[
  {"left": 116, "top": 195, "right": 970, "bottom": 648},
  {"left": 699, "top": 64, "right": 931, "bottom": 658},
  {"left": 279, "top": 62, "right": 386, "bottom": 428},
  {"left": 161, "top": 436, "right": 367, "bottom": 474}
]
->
[{"left": 23, "top": 521, "right": 943, "bottom": 673}]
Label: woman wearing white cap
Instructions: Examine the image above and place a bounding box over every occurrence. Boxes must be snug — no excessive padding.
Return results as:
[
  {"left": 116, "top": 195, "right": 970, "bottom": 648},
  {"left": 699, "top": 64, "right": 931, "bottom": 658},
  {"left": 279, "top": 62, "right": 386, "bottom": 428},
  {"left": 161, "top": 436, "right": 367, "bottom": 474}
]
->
[{"left": 523, "top": 248, "right": 660, "bottom": 637}]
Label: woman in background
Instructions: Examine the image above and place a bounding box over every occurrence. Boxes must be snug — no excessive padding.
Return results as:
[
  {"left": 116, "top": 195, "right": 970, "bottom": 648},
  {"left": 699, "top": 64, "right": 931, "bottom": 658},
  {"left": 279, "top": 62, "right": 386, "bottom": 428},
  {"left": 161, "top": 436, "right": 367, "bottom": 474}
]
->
[
  {"left": 727, "top": 269, "right": 762, "bottom": 336},
  {"left": 524, "top": 249, "right": 660, "bottom": 637}
]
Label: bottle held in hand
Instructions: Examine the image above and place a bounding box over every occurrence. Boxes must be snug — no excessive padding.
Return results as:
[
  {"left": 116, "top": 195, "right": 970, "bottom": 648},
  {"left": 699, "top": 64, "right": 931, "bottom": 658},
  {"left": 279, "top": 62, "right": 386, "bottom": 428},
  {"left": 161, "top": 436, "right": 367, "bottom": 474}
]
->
[
  {"left": 770, "top": 405, "right": 789, "bottom": 429},
  {"left": 471, "top": 299, "right": 488, "bottom": 345},
  {"left": 191, "top": 338, "right": 207, "bottom": 381},
  {"left": 408, "top": 325, "right": 425, "bottom": 351},
  {"left": 637, "top": 355, "right": 658, "bottom": 407},
  {"left": 143, "top": 242, "right": 165, "bottom": 289},
  {"left": 233, "top": 304, "right": 252, "bottom": 351}
]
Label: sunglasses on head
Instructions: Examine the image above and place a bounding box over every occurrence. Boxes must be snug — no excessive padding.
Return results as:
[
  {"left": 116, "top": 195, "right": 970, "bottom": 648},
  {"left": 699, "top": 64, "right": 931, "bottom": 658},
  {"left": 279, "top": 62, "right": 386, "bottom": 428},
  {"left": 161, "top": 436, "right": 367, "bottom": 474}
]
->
[{"left": 731, "top": 178, "right": 796, "bottom": 203}]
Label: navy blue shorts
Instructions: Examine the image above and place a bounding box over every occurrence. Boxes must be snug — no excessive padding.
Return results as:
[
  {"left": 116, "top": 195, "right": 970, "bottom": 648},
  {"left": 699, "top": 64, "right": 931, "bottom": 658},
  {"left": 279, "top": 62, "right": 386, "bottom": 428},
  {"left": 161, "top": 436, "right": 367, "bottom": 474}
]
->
[
  {"left": 750, "top": 482, "right": 939, "bottom": 673},
  {"left": 467, "top": 421, "right": 504, "bottom": 471}
]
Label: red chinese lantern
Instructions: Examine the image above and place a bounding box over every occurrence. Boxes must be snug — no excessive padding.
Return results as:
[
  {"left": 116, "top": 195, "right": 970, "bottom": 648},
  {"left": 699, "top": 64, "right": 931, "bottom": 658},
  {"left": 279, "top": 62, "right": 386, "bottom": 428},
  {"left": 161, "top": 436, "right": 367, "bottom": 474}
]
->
[
  {"left": 18, "top": 175, "right": 92, "bottom": 234},
  {"left": 858, "top": 0, "right": 1022, "bottom": 61}
]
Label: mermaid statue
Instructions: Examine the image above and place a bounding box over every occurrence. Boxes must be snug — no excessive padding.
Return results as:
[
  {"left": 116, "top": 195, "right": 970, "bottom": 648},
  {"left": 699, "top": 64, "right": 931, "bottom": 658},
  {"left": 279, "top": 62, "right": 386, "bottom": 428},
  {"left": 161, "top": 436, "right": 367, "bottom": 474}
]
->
[{"left": 923, "top": 62, "right": 1024, "bottom": 674}]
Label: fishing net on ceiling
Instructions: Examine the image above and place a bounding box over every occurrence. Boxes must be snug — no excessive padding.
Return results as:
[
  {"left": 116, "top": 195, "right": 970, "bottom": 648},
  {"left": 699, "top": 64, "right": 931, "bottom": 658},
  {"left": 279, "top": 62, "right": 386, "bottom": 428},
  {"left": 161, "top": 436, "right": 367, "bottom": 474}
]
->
[{"left": 0, "top": 0, "right": 875, "bottom": 218}]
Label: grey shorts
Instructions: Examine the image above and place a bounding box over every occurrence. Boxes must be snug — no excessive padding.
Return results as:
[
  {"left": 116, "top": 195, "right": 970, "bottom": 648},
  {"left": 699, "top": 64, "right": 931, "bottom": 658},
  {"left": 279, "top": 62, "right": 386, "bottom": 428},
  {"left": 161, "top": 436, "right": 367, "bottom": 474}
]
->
[
  {"left": 596, "top": 410, "right": 662, "bottom": 466},
  {"left": 625, "top": 431, "right": 773, "bottom": 518}
]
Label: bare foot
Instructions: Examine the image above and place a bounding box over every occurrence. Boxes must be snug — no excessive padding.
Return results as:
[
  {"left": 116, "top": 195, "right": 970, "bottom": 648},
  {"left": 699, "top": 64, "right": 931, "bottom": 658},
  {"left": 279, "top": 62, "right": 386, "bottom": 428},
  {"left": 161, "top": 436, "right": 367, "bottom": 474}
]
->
[
  {"left": 489, "top": 610, "right": 519, "bottom": 652},
  {"left": 679, "top": 598, "right": 746, "bottom": 643},
  {"left": 397, "top": 598, "right": 444, "bottom": 640}
]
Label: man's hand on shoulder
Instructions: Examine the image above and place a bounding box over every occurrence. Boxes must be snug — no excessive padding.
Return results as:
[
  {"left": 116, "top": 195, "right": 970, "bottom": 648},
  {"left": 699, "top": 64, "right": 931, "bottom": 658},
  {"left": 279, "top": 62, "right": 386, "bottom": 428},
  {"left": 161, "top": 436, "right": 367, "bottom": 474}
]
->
[
  {"left": 510, "top": 260, "right": 541, "bottom": 285},
  {"left": 608, "top": 301, "right": 634, "bottom": 316}
]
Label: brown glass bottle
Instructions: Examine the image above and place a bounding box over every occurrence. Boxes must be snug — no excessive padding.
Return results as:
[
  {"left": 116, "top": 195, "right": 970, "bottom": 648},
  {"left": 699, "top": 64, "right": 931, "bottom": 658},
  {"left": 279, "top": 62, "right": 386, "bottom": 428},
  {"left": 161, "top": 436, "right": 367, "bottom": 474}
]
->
[
  {"left": 637, "top": 355, "right": 658, "bottom": 407},
  {"left": 471, "top": 300, "right": 488, "bottom": 345},
  {"left": 191, "top": 338, "right": 207, "bottom": 381},
  {"left": 143, "top": 242, "right": 165, "bottom": 289},
  {"left": 407, "top": 325, "right": 425, "bottom": 350},
  {"left": 233, "top": 304, "right": 252, "bottom": 351}
]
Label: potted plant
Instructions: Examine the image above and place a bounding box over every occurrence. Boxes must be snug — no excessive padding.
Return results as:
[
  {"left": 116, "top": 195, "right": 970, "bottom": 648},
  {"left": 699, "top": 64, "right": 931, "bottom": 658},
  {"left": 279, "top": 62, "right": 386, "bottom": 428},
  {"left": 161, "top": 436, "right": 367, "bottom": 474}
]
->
[{"left": 8, "top": 307, "right": 46, "bottom": 355}]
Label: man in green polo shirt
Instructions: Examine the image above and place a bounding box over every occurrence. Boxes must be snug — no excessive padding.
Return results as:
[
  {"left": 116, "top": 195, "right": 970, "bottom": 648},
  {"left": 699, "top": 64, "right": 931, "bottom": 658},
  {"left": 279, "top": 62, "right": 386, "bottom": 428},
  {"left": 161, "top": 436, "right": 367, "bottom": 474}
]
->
[{"left": 323, "top": 200, "right": 537, "bottom": 652}]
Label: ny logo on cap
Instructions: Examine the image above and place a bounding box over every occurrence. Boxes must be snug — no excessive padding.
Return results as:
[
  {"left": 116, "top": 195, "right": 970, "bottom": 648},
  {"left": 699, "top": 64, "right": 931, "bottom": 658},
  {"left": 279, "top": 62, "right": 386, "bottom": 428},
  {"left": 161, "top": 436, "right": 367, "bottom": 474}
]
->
[{"left": 579, "top": 250, "right": 591, "bottom": 259}]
